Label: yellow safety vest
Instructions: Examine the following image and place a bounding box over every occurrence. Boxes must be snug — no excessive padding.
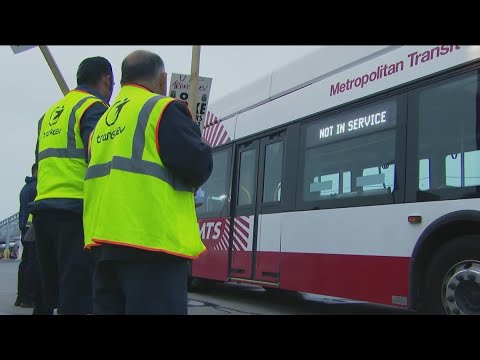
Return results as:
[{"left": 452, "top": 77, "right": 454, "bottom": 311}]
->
[
  {"left": 35, "top": 90, "right": 107, "bottom": 201},
  {"left": 83, "top": 84, "right": 206, "bottom": 259}
]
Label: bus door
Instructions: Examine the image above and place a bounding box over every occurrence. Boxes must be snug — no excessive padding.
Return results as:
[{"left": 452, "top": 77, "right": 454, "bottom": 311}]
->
[
  {"left": 229, "top": 139, "right": 259, "bottom": 279},
  {"left": 229, "top": 131, "right": 287, "bottom": 284}
]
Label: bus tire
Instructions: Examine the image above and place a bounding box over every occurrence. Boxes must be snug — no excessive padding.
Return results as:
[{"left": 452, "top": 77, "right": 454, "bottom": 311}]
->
[{"left": 421, "top": 235, "right": 480, "bottom": 315}]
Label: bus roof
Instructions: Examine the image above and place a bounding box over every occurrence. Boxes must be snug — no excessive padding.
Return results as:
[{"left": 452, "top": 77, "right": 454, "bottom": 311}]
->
[
  {"left": 209, "top": 46, "right": 394, "bottom": 121},
  {"left": 203, "top": 45, "right": 478, "bottom": 147}
]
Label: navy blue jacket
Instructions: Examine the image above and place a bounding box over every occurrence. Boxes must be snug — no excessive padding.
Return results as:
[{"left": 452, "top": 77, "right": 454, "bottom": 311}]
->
[
  {"left": 19, "top": 176, "right": 37, "bottom": 234},
  {"left": 159, "top": 100, "right": 213, "bottom": 188}
]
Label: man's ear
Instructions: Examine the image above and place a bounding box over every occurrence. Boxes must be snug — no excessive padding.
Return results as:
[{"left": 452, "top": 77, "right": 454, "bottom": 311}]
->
[{"left": 159, "top": 72, "right": 168, "bottom": 96}]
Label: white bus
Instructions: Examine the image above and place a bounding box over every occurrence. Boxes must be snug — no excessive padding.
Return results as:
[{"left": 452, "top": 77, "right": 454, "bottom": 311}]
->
[{"left": 192, "top": 45, "right": 480, "bottom": 315}]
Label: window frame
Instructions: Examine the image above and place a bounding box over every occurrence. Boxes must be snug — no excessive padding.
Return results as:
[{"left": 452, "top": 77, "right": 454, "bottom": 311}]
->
[
  {"left": 406, "top": 68, "right": 480, "bottom": 203},
  {"left": 260, "top": 137, "right": 285, "bottom": 206},
  {"left": 235, "top": 140, "right": 260, "bottom": 212},
  {"left": 195, "top": 144, "right": 233, "bottom": 219},
  {"left": 295, "top": 93, "right": 407, "bottom": 211}
]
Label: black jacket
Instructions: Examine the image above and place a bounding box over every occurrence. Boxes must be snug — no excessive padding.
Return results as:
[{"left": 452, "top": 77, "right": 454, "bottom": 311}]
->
[{"left": 158, "top": 100, "right": 213, "bottom": 188}]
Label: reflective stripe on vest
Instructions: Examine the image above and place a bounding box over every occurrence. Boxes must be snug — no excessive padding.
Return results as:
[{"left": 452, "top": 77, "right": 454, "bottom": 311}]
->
[
  {"left": 85, "top": 157, "right": 191, "bottom": 192},
  {"left": 38, "top": 148, "right": 85, "bottom": 161},
  {"left": 85, "top": 96, "right": 190, "bottom": 191},
  {"left": 36, "top": 91, "right": 105, "bottom": 201}
]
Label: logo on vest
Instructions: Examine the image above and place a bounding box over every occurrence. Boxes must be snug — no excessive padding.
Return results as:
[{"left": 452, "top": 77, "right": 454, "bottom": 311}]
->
[
  {"left": 49, "top": 105, "right": 64, "bottom": 126},
  {"left": 106, "top": 98, "right": 130, "bottom": 126},
  {"left": 43, "top": 128, "right": 61, "bottom": 138},
  {"left": 96, "top": 126, "right": 126, "bottom": 143}
]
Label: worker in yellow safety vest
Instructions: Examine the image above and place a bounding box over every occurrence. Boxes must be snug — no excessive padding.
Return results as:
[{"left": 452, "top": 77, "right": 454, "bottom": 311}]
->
[
  {"left": 31, "top": 57, "right": 114, "bottom": 315},
  {"left": 84, "top": 50, "right": 213, "bottom": 315}
]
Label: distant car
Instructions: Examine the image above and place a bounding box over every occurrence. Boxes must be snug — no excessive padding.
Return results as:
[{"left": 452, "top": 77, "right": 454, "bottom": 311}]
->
[{"left": 0, "top": 236, "right": 20, "bottom": 259}]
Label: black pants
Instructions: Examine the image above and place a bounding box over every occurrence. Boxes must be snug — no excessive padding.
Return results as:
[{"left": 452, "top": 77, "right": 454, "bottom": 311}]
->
[
  {"left": 93, "top": 254, "right": 188, "bottom": 315},
  {"left": 17, "top": 236, "right": 35, "bottom": 304},
  {"left": 33, "top": 210, "right": 94, "bottom": 315},
  {"left": 31, "top": 240, "right": 51, "bottom": 315}
]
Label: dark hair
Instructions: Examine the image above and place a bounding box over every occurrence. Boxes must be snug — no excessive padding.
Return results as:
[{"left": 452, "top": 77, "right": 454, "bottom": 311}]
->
[
  {"left": 121, "top": 51, "right": 164, "bottom": 85},
  {"left": 77, "top": 57, "right": 113, "bottom": 86},
  {"left": 31, "top": 163, "right": 37, "bottom": 175}
]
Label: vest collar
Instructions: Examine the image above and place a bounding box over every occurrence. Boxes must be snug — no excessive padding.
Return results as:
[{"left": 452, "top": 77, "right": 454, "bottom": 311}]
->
[
  {"left": 122, "top": 83, "right": 155, "bottom": 93},
  {"left": 73, "top": 85, "right": 108, "bottom": 104}
]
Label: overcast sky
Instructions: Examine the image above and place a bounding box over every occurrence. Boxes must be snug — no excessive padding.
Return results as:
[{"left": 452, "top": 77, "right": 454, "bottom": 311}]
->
[{"left": 0, "top": 45, "right": 320, "bottom": 219}]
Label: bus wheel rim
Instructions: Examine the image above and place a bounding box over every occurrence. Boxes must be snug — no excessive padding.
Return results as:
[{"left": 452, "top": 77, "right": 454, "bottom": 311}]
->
[{"left": 442, "top": 261, "right": 480, "bottom": 315}]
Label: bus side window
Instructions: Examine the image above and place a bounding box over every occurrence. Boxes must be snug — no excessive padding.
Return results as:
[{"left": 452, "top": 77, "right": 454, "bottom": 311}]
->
[
  {"left": 414, "top": 70, "right": 480, "bottom": 201},
  {"left": 343, "top": 171, "right": 352, "bottom": 193},
  {"left": 360, "top": 164, "right": 395, "bottom": 192},
  {"left": 196, "top": 149, "right": 231, "bottom": 218},
  {"left": 238, "top": 149, "right": 256, "bottom": 206},
  {"left": 419, "top": 159, "right": 430, "bottom": 191},
  {"left": 445, "top": 153, "right": 462, "bottom": 187},
  {"left": 444, "top": 150, "right": 480, "bottom": 188},
  {"left": 263, "top": 141, "right": 284, "bottom": 203},
  {"left": 464, "top": 150, "right": 480, "bottom": 186},
  {"left": 309, "top": 173, "right": 340, "bottom": 198}
]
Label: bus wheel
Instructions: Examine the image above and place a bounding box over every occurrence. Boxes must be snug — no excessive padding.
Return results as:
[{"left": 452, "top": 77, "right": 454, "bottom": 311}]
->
[{"left": 422, "top": 236, "right": 480, "bottom": 315}]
